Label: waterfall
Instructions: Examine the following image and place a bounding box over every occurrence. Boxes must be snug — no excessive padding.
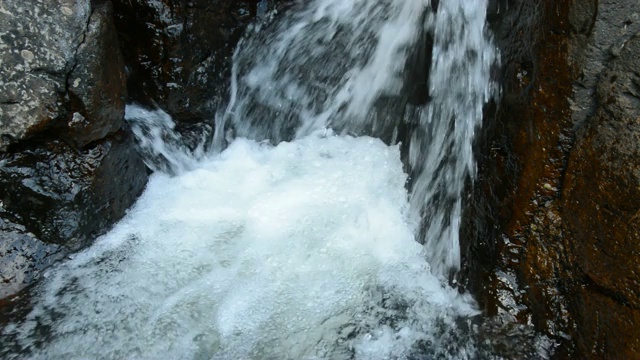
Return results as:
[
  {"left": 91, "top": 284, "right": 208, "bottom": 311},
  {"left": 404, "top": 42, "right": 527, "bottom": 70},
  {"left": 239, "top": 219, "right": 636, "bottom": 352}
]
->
[
  {"left": 1, "top": 1, "right": 498, "bottom": 359},
  {"left": 407, "top": 0, "right": 497, "bottom": 275},
  {"left": 216, "top": 0, "right": 497, "bottom": 276}
]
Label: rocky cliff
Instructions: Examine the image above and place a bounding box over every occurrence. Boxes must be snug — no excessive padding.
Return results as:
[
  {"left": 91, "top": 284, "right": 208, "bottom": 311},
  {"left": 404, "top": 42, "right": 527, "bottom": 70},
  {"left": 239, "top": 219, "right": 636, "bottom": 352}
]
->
[{"left": 463, "top": 0, "right": 640, "bottom": 358}]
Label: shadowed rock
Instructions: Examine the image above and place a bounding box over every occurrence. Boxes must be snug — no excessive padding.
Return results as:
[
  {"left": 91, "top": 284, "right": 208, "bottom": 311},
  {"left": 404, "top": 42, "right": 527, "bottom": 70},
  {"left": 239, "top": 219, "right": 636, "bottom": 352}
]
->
[
  {"left": 0, "top": 216, "right": 64, "bottom": 299},
  {"left": 0, "top": 131, "right": 147, "bottom": 250},
  {"left": 112, "top": 0, "right": 280, "bottom": 125}
]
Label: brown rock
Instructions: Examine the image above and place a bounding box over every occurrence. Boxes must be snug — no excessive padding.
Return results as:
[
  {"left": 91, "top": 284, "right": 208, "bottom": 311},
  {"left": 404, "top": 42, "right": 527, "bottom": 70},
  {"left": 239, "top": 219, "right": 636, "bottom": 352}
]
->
[
  {"left": 463, "top": 0, "right": 577, "bottom": 348},
  {"left": 573, "top": 287, "right": 640, "bottom": 357},
  {"left": 463, "top": 0, "right": 640, "bottom": 358}
]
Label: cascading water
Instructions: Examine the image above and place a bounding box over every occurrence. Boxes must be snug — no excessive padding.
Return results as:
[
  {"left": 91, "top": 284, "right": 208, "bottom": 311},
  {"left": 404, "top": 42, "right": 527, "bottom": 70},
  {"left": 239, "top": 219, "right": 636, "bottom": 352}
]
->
[
  {"left": 407, "top": 0, "right": 497, "bottom": 276},
  {"left": 217, "top": 0, "right": 497, "bottom": 276},
  {"left": 1, "top": 0, "right": 500, "bottom": 359}
]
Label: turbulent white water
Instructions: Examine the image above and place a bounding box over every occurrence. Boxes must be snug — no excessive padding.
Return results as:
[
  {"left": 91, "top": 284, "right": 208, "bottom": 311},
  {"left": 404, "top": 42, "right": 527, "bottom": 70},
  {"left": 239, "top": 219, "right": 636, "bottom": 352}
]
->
[
  {"left": 218, "top": 0, "right": 497, "bottom": 275},
  {"left": 2, "top": 128, "right": 478, "bottom": 359},
  {"left": 1, "top": 0, "right": 499, "bottom": 358}
]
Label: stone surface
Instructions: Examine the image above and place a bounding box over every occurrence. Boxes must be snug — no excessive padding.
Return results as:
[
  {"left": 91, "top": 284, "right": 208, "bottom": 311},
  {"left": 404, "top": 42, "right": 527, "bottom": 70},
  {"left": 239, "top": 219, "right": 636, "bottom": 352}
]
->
[
  {"left": 0, "top": 215, "right": 65, "bottom": 299},
  {"left": 0, "top": 0, "right": 129, "bottom": 150},
  {"left": 463, "top": 0, "right": 640, "bottom": 358},
  {"left": 112, "top": 0, "right": 282, "bottom": 125},
  {"left": 463, "top": 0, "right": 577, "bottom": 343},
  {"left": 65, "top": 1, "right": 128, "bottom": 148},
  {"left": 0, "top": 0, "right": 90, "bottom": 150},
  {"left": 0, "top": 131, "right": 147, "bottom": 250},
  {"left": 562, "top": 30, "right": 640, "bottom": 358},
  {"left": 0, "top": 0, "right": 147, "bottom": 302}
]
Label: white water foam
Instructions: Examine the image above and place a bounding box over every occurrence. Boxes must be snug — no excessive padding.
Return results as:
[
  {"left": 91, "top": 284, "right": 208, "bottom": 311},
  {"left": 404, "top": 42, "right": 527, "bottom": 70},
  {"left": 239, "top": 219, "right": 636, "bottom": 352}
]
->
[
  {"left": 218, "top": 0, "right": 498, "bottom": 277},
  {"left": 407, "top": 0, "right": 498, "bottom": 275},
  {"left": 1, "top": 0, "right": 500, "bottom": 357},
  {"left": 3, "top": 126, "right": 478, "bottom": 359}
]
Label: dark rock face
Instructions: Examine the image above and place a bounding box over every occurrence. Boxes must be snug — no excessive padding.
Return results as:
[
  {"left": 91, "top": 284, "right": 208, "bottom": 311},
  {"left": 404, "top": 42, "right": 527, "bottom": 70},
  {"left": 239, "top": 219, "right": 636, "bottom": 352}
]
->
[
  {"left": 66, "top": 1, "right": 128, "bottom": 148},
  {"left": 112, "top": 0, "right": 275, "bottom": 125},
  {"left": 0, "top": 0, "right": 148, "bottom": 301},
  {"left": 0, "top": 216, "right": 64, "bottom": 299},
  {"left": 0, "top": 130, "right": 147, "bottom": 299},
  {"left": 463, "top": 0, "right": 640, "bottom": 358},
  {"left": 0, "top": 131, "right": 147, "bottom": 249},
  {"left": 563, "top": 26, "right": 640, "bottom": 358}
]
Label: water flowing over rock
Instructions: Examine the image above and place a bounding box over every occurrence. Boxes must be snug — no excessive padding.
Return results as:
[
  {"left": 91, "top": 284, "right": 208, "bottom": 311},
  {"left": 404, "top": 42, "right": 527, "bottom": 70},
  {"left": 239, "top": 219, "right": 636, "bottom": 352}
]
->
[
  {"left": 218, "top": 0, "right": 497, "bottom": 279},
  {"left": 0, "top": 0, "right": 500, "bottom": 358},
  {"left": 1, "top": 0, "right": 638, "bottom": 358}
]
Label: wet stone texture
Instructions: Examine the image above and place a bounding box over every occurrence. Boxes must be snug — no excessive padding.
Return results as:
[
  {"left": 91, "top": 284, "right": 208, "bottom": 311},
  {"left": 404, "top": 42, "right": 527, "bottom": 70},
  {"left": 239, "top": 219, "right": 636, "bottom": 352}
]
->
[
  {"left": 462, "top": 0, "right": 640, "bottom": 358},
  {"left": 0, "top": 131, "right": 147, "bottom": 250},
  {"left": 111, "top": 0, "right": 280, "bottom": 125},
  {"left": 0, "top": 130, "right": 147, "bottom": 300},
  {"left": 0, "top": 0, "right": 148, "bottom": 302},
  {"left": 0, "top": 215, "right": 64, "bottom": 299}
]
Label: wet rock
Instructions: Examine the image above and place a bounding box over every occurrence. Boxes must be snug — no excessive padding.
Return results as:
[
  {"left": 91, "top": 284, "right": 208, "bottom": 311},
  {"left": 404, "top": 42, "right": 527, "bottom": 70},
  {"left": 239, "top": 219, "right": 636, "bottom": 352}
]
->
[
  {"left": 562, "top": 30, "right": 640, "bottom": 358},
  {"left": 0, "top": 131, "right": 147, "bottom": 250},
  {"left": 0, "top": 215, "right": 65, "bottom": 299},
  {"left": 572, "top": 287, "right": 640, "bottom": 358},
  {"left": 0, "top": 0, "right": 90, "bottom": 150},
  {"left": 463, "top": 0, "right": 640, "bottom": 358},
  {"left": 462, "top": 0, "right": 577, "bottom": 348},
  {"left": 65, "top": 1, "right": 128, "bottom": 148},
  {"left": 112, "top": 0, "right": 279, "bottom": 125},
  {"left": 0, "top": 0, "right": 148, "bottom": 302}
]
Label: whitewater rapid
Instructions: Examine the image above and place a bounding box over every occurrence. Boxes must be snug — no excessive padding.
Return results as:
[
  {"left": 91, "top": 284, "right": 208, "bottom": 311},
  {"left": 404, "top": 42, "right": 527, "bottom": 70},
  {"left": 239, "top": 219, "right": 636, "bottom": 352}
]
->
[
  {"left": 1, "top": 0, "right": 500, "bottom": 358},
  {"left": 2, "top": 120, "right": 478, "bottom": 359}
]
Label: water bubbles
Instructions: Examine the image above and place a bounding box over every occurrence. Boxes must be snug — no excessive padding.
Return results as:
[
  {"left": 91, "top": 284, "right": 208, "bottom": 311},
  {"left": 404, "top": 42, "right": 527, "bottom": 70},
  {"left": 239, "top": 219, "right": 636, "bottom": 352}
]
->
[
  {"left": 2, "top": 132, "right": 477, "bottom": 359},
  {"left": 2, "top": 0, "right": 499, "bottom": 357}
]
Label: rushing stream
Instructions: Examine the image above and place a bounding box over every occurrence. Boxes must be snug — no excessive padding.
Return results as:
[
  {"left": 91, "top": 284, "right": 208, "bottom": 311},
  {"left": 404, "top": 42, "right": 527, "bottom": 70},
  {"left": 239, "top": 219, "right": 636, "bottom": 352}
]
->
[{"left": 2, "top": 0, "right": 500, "bottom": 358}]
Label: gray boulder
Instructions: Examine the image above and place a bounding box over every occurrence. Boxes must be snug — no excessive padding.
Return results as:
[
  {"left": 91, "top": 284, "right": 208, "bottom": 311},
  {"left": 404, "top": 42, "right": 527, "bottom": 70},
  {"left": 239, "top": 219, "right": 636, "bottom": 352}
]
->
[
  {"left": 0, "top": 0, "right": 90, "bottom": 149},
  {"left": 0, "top": 0, "right": 148, "bottom": 301}
]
